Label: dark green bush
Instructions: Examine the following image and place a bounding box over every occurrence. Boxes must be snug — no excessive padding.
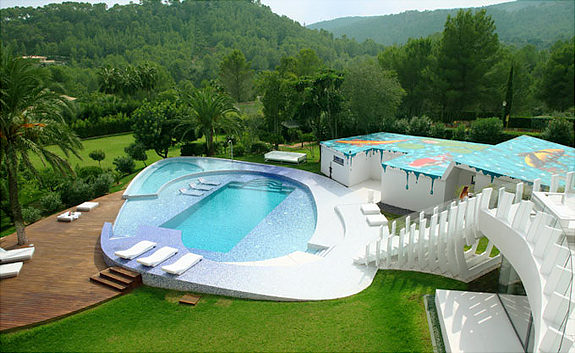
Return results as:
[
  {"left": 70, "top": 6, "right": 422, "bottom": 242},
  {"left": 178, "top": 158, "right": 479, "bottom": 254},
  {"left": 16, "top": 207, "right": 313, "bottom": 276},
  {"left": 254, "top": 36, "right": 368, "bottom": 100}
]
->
[
  {"left": 113, "top": 156, "right": 135, "bottom": 175},
  {"left": 92, "top": 173, "right": 115, "bottom": 197},
  {"left": 542, "top": 118, "right": 575, "bottom": 146},
  {"left": 72, "top": 113, "right": 133, "bottom": 138},
  {"left": 88, "top": 150, "right": 106, "bottom": 166},
  {"left": 180, "top": 142, "right": 206, "bottom": 156},
  {"left": 407, "top": 116, "right": 433, "bottom": 137},
  {"left": 250, "top": 141, "right": 272, "bottom": 154},
  {"left": 452, "top": 125, "right": 467, "bottom": 141},
  {"left": 429, "top": 123, "right": 449, "bottom": 139},
  {"left": 76, "top": 166, "right": 105, "bottom": 182},
  {"left": 124, "top": 143, "right": 148, "bottom": 165},
  {"left": 393, "top": 119, "right": 409, "bottom": 134},
  {"left": 469, "top": 118, "right": 503, "bottom": 144},
  {"left": 39, "top": 192, "right": 63, "bottom": 214},
  {"left": 22, "top": 207, "right": 42, "bottom": 225},
  {"left": 300, "top": 132, "right": 316, "bottom": 142},
  {"left": 232, "top": 145, "right": 245, "bottom": 157},
  {"left": 59, "top": 180, "right": 93, "bottom": 207}
]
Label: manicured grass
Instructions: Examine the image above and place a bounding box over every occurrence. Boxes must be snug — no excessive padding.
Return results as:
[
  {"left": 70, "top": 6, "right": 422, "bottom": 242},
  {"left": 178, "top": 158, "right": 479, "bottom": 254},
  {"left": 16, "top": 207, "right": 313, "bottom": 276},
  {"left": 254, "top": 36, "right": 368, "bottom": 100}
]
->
[{"left": 0, "top": 271, "right": 470, "bottom": 352}]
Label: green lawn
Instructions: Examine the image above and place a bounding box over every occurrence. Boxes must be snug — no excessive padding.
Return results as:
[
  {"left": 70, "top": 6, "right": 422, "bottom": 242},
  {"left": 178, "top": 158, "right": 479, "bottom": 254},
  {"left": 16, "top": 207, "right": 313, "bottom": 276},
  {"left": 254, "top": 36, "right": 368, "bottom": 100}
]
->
[{"left": 0, "top": 270, "right": 472, "bottom": 352}]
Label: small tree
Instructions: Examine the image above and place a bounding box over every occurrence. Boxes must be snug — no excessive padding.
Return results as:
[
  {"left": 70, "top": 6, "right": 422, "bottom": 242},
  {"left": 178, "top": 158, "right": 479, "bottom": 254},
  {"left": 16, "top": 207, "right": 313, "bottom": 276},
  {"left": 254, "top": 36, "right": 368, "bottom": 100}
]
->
[
  {"left": 469, "top": 118, "right": 503, "bottom": 144},
  {"left": 542, "top": 118, "right": 575, "bottom": 146},
  {"left": 124, "top": 143, "right": 148, "bottom": 166},
  {"left": 89, "top": 150, "right": 106, "bottom": 167},
  {"left": 113, "top": 156, "right": 135, "bottom": 176},
  {"left": 407, "top": 115, "right": 433, "bottom": 137}
]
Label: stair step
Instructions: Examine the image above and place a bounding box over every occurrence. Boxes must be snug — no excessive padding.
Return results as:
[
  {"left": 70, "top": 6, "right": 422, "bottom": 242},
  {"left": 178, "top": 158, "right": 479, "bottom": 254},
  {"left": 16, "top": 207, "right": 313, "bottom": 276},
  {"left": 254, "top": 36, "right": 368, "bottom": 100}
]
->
[
  {"left": 109, "top": 266, "right": 141, "bottom": 280},
  {"left": 100, "top": 269, "right": 133, "bottom": 285},
  {"left": 90, "top": 274, "right": 128, "bottom": 291}
]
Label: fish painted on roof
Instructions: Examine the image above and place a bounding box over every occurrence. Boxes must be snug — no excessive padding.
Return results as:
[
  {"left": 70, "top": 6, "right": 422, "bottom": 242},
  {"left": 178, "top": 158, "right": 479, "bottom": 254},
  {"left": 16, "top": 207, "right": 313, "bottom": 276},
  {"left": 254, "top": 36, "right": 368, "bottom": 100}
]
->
[
  {"left": 519, "top": 148, "right": 567, "bottom": 173},
  {"left": 335, "top": 139, "right": 407, "bottom": 146},
  {"left": 409, "top": 153, "right": 452, "bottom": 168}
]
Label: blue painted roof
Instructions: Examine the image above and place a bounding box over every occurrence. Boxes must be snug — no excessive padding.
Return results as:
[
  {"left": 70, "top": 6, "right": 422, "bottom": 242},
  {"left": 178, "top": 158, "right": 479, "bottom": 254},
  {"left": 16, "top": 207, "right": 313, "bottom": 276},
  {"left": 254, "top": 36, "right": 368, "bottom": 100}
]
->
[
  {"left": 321, "top": 132, "right": 489, "bottom": 179},
  {"left": 454, "top": 135, "right": 575, "bottom": 186}
]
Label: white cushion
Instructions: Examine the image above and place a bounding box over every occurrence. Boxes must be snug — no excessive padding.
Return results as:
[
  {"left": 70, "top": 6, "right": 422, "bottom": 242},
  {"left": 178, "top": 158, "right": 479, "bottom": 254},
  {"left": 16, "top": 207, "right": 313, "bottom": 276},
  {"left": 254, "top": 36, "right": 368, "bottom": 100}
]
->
[
  {"left": 137, "top": 246, "right": 178, "bottom": 267},
  {"left": 0, "top": 246, "right": 35, "bottom": 264},
  {"left": 57, "top": 212, "right": 81, "bottom": 222},
  {"left": 361, "top": 203, "right": 381, "bottom": 215},
  {"left": 115, "top": 240, "right": 157, "bottom": 260},
  {"left": 0, "top": 262, "right": 23, "bottom": 279},
  {"left": 161, "top": 253, "right": 203, "bottom": 275},
  {"left": 77, "top": 202, "right": 99, "bottom": 212},
  {"left": 366, "top": 214, "right": 388, "bottom": 226}
]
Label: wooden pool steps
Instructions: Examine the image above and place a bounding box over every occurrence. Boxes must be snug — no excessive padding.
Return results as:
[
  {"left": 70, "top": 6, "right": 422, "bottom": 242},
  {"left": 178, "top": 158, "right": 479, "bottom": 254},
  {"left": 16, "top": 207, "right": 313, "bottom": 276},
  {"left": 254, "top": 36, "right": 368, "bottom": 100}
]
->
[{"left": 90, "top": 267, "right": 142, "bottom": 292}]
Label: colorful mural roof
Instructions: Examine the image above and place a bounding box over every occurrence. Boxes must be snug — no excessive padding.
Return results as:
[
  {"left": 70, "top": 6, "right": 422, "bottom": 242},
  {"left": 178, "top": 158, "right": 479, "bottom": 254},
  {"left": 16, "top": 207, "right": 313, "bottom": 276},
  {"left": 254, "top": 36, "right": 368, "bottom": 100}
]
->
[
  {"left": 321, "top": 132, "right": 489, "bottom": 179},
  {"left": 454, "top": 135, "right": 575, "bottom": 187}
]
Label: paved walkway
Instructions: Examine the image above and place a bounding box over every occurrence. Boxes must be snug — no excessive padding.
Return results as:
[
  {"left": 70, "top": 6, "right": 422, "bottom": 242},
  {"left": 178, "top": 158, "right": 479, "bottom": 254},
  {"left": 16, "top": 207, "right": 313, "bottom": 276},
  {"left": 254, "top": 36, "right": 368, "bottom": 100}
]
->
[{"left": 0, "top": 191, "right": 125, "bottom": 332}]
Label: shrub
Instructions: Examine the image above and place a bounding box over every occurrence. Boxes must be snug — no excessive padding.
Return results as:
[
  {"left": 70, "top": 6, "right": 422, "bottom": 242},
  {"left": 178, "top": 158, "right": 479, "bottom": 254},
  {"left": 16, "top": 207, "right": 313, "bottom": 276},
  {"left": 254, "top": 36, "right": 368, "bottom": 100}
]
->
[
  {"left": 92, "top": 173, "right": 115, "bottom": 197},
  {"left": 88, "top": 150, "right": 106, "bottom": 167},
  {"left": 394, "top": 119, "right": 409, "bottom": 134},
  {"left": 452, "top": 125, "right": 467, "bottom": 141},
  {"left": 124, "top": 143, "right": 148, "bottom": 166},
  {"left": 301, "top": 132, "right": 316, "bottom": 142},
  {"left": 59, "top": 180, "right": 93, "bottom": 207},
  {"left": 541, "top": 118, "right": 575, "bottom": 146},
  {"left": 113, "top": 156, "right": 135, "bottom": 175},
  {"left": 430, "top": 123, "right": 449, "bottom": 139},
  {"left": 76, "top": 166, "right": 105, "bottom": 182},
  {"left": 180, "top": 142, "right": 206, "bottom": 156},
  {"left": 469, "top": 117, "right": 503, "bottom": 144},
  {"left": 407, "top": 116, "right": 433, "bottom": 137},
  {"left": 250, "top": 141, "right": 272, "bottom": 154},
  {"left": 232, "top": 145, "right": 245, "bottom": 157},
  {"left": 39, "top": 192, "right": 63, "bottom": 214},
  {"left": 22, "top": 207, "right": 42, "bottom": 225}
]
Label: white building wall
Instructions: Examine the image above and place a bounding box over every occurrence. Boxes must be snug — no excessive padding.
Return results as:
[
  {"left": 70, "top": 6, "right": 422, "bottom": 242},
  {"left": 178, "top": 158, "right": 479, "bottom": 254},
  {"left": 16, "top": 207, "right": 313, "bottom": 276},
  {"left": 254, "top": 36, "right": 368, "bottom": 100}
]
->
[
  {"left": 380, "top": 167, "right": 447, "bottom": 211},
  {"left": 320, "top": 145, "right": 351, "bottom": 186}
]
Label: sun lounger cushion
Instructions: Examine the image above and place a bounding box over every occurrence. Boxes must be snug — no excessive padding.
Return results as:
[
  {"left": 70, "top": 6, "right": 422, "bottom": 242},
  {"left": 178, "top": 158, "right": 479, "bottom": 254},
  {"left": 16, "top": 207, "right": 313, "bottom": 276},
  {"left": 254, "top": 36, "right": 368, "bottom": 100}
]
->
[
  {"left": 0, "top": 262, "right": 23, "bottom": 279},
  {"left": 115, "top": 240, "right": 157, "bottom": 260},
  {"left": 366, "top": 214, "right": 388, "bottom": 226},
  {"left": 57, "top": 211, "right": 81, "bottom": 222},
  {"left": 77, "top": 202, "right": 99, "bottom": 212},
  {"left": 0, "top": 246, "right": 35, "bottom": 264},
  {"left": 137, "top": 246, "right": 178, "bottom": 267},
  {"left": 198, "top": 177, "right": 220, "bottom": 186},
  {"left": 162, "top": 253, "right": 203, "bottom": 275},
  {"left": 179, "top": 188, "right": 203, "bottom": 196},
  {"left": 361, "top": 203, "right": 381, "bottom": 215}
]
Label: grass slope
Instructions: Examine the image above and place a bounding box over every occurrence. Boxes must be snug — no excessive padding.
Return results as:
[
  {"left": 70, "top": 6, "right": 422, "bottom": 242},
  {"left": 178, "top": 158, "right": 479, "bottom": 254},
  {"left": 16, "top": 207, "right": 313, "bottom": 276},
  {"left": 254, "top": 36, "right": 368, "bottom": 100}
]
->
[{"left": 0, "top": 271, "right": 468, "bottom": 352}]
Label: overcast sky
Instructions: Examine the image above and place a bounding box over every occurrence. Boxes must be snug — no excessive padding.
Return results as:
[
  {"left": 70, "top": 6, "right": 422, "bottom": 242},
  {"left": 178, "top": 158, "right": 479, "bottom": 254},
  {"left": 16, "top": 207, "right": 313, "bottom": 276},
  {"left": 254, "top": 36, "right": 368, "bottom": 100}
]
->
[{"left": 1, "top": 0, "right": 513, "bottom": 25}]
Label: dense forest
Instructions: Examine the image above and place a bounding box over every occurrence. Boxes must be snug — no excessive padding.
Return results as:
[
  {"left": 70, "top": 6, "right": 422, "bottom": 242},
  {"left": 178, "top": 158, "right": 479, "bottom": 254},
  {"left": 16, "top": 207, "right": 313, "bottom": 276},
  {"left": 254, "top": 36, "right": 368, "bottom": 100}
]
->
[
  {"left": 308, "top": 0, "right": 574, "bottom": 49},
  {"left": 1, "top": 0, "right": 381, "bottom": 94}
]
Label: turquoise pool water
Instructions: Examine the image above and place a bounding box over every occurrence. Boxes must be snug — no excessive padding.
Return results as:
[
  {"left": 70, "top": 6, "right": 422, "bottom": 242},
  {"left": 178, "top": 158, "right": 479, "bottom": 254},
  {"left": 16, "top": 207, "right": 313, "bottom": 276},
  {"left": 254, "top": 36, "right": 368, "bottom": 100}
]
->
[
  {"left": 133, "top": 161, "right": 202, "bottom": 194},
  {"left": 162, "top": 180, "right": 294, "bottom": 253}
]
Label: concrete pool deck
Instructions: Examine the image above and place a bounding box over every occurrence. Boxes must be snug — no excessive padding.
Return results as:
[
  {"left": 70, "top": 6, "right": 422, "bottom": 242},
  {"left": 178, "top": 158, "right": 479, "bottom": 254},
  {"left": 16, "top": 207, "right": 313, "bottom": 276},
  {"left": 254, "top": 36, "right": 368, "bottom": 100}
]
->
[{"left": 101, "top": 158, "right": 381, "bottom": 300}]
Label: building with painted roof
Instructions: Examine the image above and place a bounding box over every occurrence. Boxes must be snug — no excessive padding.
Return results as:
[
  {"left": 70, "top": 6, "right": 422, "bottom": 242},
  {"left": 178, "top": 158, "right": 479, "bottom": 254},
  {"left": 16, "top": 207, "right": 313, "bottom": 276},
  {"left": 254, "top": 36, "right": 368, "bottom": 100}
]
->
[{"left": 321, "top": 132, "right": 575, "bottom": 211}]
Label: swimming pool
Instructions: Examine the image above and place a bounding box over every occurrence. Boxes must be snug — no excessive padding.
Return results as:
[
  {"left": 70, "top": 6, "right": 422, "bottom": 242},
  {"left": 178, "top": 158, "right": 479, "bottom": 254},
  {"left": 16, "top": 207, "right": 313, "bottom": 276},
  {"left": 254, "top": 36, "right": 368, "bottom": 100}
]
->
[{"left": 113, "top": 158, "right": 317, "bottom": 262}]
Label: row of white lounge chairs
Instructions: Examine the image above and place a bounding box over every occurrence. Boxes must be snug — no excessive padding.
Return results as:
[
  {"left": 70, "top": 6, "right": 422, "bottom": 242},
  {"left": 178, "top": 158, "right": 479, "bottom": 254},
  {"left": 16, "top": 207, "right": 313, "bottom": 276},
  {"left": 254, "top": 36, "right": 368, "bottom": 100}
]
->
[
  {"left": 57, "top": 201, "right": 100, "bottom": 222},
  {"left": 179, "top": 177, "right": 220, "bottom": 196},
  {"left": 115, "top": 240, "right": 203, "bottom": 275},
  {"left": 0, "top": 246, "right": 35, "bottom": 279}
]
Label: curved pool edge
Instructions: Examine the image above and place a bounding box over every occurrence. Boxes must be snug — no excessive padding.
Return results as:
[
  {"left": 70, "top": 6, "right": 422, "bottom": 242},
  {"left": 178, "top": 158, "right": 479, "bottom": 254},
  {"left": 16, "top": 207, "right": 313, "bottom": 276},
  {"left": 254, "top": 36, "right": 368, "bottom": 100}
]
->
[{"left": 103, "top": 157, "right": 378, "bottom": 301}]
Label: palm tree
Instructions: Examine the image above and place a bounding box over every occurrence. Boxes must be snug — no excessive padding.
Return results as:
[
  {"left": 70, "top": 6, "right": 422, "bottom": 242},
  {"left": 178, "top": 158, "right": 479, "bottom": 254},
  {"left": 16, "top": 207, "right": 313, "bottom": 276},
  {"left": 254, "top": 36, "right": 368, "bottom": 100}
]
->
[
  {"left": 1, "top": 48, "right": 82, "bottom": 245},
  {"left": 180, "top": 88, "right": 239, "bottom": 156}
]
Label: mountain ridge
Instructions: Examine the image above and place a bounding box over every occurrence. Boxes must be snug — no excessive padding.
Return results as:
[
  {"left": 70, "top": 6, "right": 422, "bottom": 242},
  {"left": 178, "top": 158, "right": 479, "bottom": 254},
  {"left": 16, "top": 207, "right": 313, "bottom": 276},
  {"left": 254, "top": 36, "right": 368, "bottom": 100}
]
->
[{"left": 308, "top": 1, "right": 574, "bottom": 48}]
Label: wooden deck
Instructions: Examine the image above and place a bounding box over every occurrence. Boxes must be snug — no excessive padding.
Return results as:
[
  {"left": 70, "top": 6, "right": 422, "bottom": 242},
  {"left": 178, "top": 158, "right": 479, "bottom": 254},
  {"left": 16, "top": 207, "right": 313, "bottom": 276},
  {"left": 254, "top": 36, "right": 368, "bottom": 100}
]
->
[{"left": 0, "top": 191, "right": 126, "bottom": 332}]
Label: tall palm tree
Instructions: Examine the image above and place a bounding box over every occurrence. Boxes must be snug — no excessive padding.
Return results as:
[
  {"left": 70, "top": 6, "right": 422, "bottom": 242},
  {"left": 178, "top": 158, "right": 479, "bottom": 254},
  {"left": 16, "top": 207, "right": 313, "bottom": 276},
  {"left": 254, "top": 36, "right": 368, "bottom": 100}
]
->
[
  {"left": 1, "top": 48, "right": 82, "bottom": 245},
  {"left": 180, "top": 88, "right": 239, "bottom": 156}
]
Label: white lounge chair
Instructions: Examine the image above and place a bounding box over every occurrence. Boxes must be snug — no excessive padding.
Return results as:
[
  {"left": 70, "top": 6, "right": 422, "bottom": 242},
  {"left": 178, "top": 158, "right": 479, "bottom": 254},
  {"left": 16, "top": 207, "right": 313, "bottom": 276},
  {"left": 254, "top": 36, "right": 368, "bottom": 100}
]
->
[
  {"left": 115, "top": 240, "right": 157, "bottom": 260},
  {"left": 361, "top": 203, "right": 381, "bottom": 215},
  {"left": 161, "top": 253, "right": 203, "bottom": 275},
  {"left": 189, "top": 182, "right": 212, "bottom": 191},
  {"left": 137, "top": 246, "right": 178, "bottom": 267},
  {"left": 179, "top": 188, "right": 203, "bottom": 196},
  {"left": 57, "top": 211, "right": 81, "bottom": 222},
  {"left": 198, "top": 177, "right": 220, "bottom": 186},
  {"left": 0, "top": 246, "right": 35, "bottom": 264},
  {"left": 0, "top": 262, "right": 23, "bottom": 279},
  {"left": 366, "top": 214, "right": 388, "bottom": 226},
  {"left": 77, "top": 202, "right": 99, "bottom": 212}
]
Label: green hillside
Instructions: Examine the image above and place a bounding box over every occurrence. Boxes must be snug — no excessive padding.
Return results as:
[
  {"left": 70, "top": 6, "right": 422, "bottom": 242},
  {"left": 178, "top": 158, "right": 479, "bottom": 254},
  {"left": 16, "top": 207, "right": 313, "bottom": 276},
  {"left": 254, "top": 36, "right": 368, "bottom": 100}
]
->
[
  {"left": 308, "top": 1, "right": 574, "bottom": 48},
  {"left": 0, "top": 0, "right": 382, "bottom": 92}
]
